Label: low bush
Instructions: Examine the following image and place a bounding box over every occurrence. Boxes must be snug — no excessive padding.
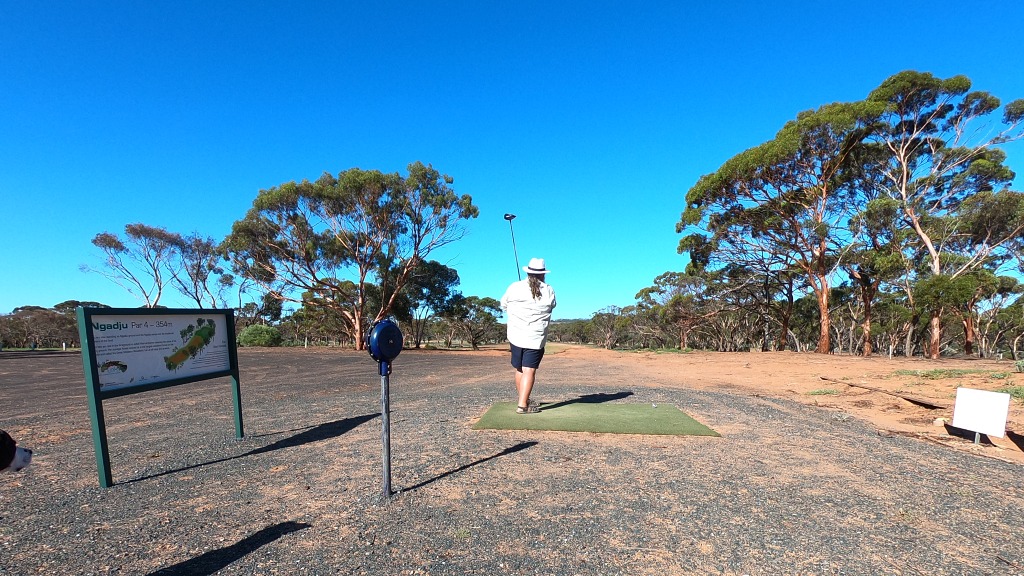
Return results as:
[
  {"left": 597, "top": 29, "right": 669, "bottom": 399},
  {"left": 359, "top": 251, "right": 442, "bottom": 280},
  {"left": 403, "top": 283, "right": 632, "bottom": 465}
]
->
[{"left": 237, "top": 324, "right": 283, "bottom": 347}]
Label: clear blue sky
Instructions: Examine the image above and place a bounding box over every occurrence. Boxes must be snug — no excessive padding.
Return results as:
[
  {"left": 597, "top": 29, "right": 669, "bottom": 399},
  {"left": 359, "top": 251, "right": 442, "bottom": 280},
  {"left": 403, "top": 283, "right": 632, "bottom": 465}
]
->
[{"left": 2, "top": 1, "right": 1023, "bottom": 320}]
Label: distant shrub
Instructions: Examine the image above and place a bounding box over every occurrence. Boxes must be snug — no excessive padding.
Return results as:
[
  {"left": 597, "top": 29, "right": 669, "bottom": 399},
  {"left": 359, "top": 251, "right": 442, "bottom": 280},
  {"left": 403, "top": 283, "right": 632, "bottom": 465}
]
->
[
  {"left": 237, "top": 324, "right": 283, "bottom": 347},
  {"left": 996, "top": 386, "right": 1024, "bottom": 401}
]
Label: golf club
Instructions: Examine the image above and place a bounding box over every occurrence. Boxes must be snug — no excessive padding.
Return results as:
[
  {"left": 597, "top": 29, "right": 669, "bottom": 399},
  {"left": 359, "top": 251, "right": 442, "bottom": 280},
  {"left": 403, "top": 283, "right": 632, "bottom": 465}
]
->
[{"left": 503, "top": 213, "right": 521, "bottom": 280}]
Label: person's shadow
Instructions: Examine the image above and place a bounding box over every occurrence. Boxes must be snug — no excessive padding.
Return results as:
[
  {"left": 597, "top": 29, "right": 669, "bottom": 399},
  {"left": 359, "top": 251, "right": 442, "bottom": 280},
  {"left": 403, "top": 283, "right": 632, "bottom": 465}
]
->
[
  {"left": 540, "top": 391, "right": 634, "bottom": 411},
  {"left": 146, "top": 521, "right": 311, "bottom": 575}
]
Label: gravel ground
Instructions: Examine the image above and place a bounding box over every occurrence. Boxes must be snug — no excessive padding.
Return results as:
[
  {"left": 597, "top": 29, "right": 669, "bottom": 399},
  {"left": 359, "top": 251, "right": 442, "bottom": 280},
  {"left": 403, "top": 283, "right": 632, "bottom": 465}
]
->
[{"left": 1, "top": 347, "right": 1023, "bottom": 575}]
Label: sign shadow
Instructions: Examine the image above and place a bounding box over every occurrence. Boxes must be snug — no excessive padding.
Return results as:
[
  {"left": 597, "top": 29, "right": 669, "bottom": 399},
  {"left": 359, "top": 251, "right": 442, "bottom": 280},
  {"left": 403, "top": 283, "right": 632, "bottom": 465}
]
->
[
  {"left": 123, "top": 413, "right": 379, "bottom": 485},
  {"left": 1005, "top": 429, "right": 1024, "bottom": 451}
]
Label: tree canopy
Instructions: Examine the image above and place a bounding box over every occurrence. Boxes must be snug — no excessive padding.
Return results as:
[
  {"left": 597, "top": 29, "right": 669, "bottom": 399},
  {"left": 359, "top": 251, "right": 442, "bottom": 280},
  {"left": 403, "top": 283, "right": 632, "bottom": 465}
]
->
[
  {"left": 678, "top": 70, "right": 1024, "bottom": 355},
  {"left": 221, "top": 162, "right": 478, "bottom": 349}
]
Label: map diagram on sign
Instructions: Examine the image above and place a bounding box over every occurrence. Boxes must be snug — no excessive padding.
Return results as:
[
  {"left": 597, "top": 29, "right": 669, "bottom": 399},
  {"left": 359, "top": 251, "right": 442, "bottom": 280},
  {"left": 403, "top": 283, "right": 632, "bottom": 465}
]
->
[
  {"left": 165, "top": 318, "right": 217, "bottom": 370},
  {"left": 99, "top": 360, "right": 128, "bottom": 373}
]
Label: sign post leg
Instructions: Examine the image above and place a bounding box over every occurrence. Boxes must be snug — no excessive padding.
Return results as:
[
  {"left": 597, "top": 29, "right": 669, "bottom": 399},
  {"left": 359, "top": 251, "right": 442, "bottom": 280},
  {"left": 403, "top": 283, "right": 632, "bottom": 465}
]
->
[
  {"left": 231, "top": 372, "right": 244, "bottom": 439},
  {"left": 87, "top": 390, "right": 113, "bottom": 488}
]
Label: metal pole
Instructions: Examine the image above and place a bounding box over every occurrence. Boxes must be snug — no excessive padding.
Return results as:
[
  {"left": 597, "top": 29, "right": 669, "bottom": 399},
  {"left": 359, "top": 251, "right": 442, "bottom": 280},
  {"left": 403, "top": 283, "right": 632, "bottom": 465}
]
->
[
  {"left": 504, "top": 213, "right": 521, "bottom": 280},
  {"left": 380, "top": 364, "right": 392, "bottom": 498}
]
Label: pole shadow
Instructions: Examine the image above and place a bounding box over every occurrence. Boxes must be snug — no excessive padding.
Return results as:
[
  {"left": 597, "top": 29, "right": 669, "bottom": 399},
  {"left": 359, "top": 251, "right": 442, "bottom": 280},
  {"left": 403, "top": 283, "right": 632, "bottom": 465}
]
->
[
  {"left": 541, "top": 391, "right": 634, "bottom": 411},
  {"left": 146, "top": 521, "right": 311, "bottom": 576},
  {"left": 122, "top": 413, "right": 379, "bottom": 485},
  {"left": 400, "top": 441, "right": 538, "bottom": 493}
]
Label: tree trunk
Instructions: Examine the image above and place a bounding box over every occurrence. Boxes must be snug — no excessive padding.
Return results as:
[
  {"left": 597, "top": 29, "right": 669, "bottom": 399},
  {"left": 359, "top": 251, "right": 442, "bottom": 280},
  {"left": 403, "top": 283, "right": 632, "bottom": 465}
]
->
[
  {"left": 904, "top": 313, "right": 919, "bottom": 358},
  {"left": 927, "top": 311, "right": 942, "bottom": 359},
  {"left": 962, "top": 315, "right": 976, "bottom": 356},
  {"left": 775, "top": 276, "right": 795, "bottom": 351},
  {"left": 815, "top": 287, "right": 831, "bottom": 354},
  {"left": 860, "top": 284, "right": 875, "bottom": 357},
  {"left": 849, "top": 269, "right": 877, "bottom": 357},
  {"left": 353, "top": 321, "right": 365, "bottom": 351},
  {"left": 861, "top": 319, "right": 872, "bottom": 356}
]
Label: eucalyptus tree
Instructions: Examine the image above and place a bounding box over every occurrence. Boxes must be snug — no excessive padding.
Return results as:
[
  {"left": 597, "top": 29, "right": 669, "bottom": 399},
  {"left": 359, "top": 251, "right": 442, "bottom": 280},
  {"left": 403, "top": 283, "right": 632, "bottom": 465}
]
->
[
  {"left": 863, "top": 71, "right": 1024, "bottom": 358},
  {"left": 971, "top": 275, "right": 1021, "bottom": 357},
  {"left": 634, "top": 271, "right": 717, "bottom": 350},
  {"left": 83, "top": 223, "right": 183, "bottom": 307},
  {"left": 715, "top": 263, "right": 803, "bottom": 352},
  {"left": 53, "top": 300, "right": 109, "bottom": 315},
  {"left": 548, "top": 319, "right": 592, "bottom": 345},
  {"left": 679, "top": 100, "right": 882, "bottom": 353},
  {"left": 405, "top": 260, "right": 462, "bottom": 348},
  {"left": 589, "top": 306, "right": 628, "bottom": 350},
  {"left": 845, "top": 197, "right": 918, "bottom": 356},
  {"left": 284, "top": 300, "right": 350, "bottom": 347},
  {"left": 170, "top": 233, "right": 230, "bottom": 308},
  {"left": 872, "top": 293, "right": 916, "bottom": 357},
  {"left": 1000, "top": 300, "right": 1024, "bottom": 359},
  {"left": 629, "top": 307, "right": 671, "bottom": 349},
  {"left": 236, "top": 292, "right": 284, "bottom": 328},
  {"left": 2, "top": 306, "right": 79, "bottom": 348},
  {"left": 222, "top": 162, "right": 478, "bottom": 350},
  {"left": 451, "top": 296, "right": 502, "bottom": 350}
]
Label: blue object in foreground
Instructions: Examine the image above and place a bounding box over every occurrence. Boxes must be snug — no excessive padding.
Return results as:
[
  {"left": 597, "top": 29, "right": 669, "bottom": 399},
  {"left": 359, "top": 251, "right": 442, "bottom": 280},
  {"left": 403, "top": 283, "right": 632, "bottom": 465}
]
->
[{"left": 366, "top": 318, "right": 403, "bottom": 375}]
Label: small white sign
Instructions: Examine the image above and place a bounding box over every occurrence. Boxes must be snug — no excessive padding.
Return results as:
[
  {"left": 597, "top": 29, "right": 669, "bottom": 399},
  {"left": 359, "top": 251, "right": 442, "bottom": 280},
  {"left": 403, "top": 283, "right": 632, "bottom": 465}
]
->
[{"left": 951, "top": 387, "right": 1011, "bottom": 438}]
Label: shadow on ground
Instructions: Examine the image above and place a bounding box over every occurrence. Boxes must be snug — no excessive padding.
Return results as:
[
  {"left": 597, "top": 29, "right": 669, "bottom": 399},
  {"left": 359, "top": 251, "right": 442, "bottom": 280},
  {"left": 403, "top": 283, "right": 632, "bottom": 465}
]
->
[
  {"left": 944, "top": 422, "right": 993, "bottom": 445},
  {"left": 1006, "top": 430, "right": 1024, "bottom": 451},
  {"left": 541, "top": 391, "right": 634, "bottom": 411},
  {"left": 400, "top": 441, "right": 538, "bottom": 493},
  {"left": 147, "top": 521, "right": 311, "bottom": 576},
  {"left": 124, "top": 414, "right": 379, "bottom": 485}
]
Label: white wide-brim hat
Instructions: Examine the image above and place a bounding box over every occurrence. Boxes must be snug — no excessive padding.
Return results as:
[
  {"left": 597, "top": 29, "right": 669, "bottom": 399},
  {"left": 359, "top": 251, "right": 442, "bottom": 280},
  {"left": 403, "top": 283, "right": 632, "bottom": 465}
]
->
[{"left": 523, "top": 257, "right": 550, "bottom": 275}]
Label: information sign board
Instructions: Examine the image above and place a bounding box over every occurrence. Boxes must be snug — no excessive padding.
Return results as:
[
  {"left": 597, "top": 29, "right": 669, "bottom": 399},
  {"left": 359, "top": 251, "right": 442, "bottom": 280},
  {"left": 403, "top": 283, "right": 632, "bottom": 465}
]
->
[{"left": 77, "top": 307, "right": 242, "bottom": 487}]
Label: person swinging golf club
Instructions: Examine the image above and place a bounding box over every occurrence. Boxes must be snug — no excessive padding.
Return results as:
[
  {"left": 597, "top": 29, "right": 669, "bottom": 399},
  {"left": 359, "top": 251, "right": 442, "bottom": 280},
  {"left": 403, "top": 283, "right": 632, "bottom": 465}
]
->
[{"left": 500, "top": 257, "right": 557, "bottom": 414}]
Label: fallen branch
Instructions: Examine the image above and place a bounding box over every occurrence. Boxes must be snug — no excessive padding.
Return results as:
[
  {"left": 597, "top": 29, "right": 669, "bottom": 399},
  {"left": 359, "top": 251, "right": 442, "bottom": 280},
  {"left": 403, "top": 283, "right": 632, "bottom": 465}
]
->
[
  {"left": 818, "top": 376, "right": 950, "bottom": 410},
  {"left": 996, "top": 554, "right": 1023, "bottom": 570}
]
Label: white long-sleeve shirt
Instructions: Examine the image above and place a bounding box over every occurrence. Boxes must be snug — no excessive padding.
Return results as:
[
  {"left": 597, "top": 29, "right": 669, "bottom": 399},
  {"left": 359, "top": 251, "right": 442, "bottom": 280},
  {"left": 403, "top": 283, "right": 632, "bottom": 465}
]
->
[{"left": 500, "top": 279, "right": 557, "bottom": 349}]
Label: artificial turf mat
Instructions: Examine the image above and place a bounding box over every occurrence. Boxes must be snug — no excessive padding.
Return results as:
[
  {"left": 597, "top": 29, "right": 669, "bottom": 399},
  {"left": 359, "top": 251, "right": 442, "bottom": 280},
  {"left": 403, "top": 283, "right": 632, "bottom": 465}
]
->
[{"left": 473, "top": 401, "right": 720, "bottom": 436}]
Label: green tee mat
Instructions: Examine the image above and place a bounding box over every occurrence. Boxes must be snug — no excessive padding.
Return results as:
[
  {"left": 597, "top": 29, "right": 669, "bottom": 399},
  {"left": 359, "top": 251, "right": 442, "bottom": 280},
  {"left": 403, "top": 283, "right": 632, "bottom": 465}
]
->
[{"left": 473, "top": 401, "right": 720, "bottom": 436}]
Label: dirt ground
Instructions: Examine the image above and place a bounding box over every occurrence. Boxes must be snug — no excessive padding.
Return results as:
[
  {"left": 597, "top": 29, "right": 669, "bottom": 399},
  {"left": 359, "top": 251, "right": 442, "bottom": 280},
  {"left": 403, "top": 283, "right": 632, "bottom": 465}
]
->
[
  {"left": 574, "top": 346, "right": 1024, "bottom": 465},
  {"left": 2, "top": 346, "right": 1024, "bottom": 575}
]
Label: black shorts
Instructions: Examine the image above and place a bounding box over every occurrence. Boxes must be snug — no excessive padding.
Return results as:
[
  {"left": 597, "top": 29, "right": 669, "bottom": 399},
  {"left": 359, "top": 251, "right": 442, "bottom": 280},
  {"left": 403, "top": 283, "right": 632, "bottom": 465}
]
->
[{"left": 510, "top": 343, "right": 545, "bottom": 370}]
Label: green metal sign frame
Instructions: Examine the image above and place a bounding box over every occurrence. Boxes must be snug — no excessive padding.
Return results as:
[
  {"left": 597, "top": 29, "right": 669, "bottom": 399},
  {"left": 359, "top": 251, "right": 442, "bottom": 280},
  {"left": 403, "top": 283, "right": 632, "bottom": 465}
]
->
[{"left": 76, "top": 307, "right": 242, "bottom": 488}]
